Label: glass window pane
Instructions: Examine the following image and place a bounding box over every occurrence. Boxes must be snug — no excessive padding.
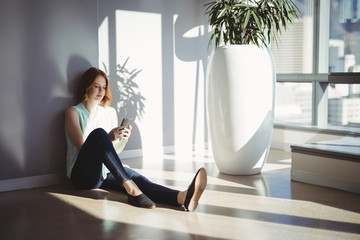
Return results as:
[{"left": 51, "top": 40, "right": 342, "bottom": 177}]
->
[
  {"left": 271, "top": 0, "right": 314, "bottom": 74},
  {"left": 275, "top": 82, "right": 312, "bottom": 124},
  {"left": 329, "top": 0, "right": 360, "bottom": 72},
  {"left": 328, "top": 84, "right": 360, "bottom": 129}
]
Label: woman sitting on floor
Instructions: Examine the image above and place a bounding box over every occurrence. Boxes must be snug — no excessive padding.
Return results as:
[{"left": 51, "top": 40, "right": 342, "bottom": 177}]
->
[{"left": 65, "top": 67, "right": 207, "bottom": 211}]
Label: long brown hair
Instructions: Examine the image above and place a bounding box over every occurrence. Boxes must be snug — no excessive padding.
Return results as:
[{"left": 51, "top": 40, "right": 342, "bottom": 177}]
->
[{"left": 77, "top": 67, "right": 112, "bottom": 107}]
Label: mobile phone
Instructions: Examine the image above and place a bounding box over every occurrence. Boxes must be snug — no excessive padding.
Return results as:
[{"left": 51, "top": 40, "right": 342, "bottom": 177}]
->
[{"left": 120, "top": 118, "right": 132, "bottom": 127}]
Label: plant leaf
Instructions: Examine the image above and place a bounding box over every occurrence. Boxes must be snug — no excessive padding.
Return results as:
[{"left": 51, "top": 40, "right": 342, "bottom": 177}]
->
[
  {"left": 204, "top": 0, "right": 298, "bottom": 47},
  {"left": 252, "top": 11, "right": 262, "bottom": 30},
  {"left": 244, "top": 8, "right": 251, "bottom": 28}
]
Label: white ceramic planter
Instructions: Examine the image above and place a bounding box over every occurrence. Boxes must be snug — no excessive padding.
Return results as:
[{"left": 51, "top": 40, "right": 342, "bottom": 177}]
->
[{"left": 206, "top": 45, "right": 276, "bottom": 175}]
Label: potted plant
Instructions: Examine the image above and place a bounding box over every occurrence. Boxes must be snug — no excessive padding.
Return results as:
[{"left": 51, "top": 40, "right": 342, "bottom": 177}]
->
[{"left": 205, "top": 0, "right": 298, "bottom": 175}]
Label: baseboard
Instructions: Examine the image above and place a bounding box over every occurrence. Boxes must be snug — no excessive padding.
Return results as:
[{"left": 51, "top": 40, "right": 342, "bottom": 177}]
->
[
  {"left": 118, "top": 146, "right": 176, "bottom": 159},
  {"left": 118, "top": 148, "right": 144, "bottom": 159},
  {"left": 117, "top": 144, "right": 209, "bottom": 159},
  {"left": 0, "top": 172, "right": 67, "bottom": 193},
  {"left": 0, "top": 146, "right": 178, "bottom": 193},
  {"left": 291, "top": 169, "right": 360, "bottom": 194}
]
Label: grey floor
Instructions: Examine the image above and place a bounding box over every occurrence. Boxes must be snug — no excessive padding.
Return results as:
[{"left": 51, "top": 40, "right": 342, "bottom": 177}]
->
[{"left": 1, "top": 149, "right": 360, "bottom": 240}]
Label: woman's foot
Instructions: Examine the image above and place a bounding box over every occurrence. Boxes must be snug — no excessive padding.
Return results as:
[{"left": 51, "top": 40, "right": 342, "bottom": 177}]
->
[
  {"left": 123, "top": 180, "right": 142, "bottom": 196},
  {"left": 124, "top": 180, "right": 155, "bottom": 209},
  {"left": 128, "top": 194, "right": 156, "bottom": 209},
  {"left": 179, "top": 168, "right": 207, "bottom": 212}
]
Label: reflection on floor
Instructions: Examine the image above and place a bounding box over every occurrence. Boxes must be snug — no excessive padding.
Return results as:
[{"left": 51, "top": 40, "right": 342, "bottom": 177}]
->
[{"left": 1, "top": 149, "right": 360, "bottom": 240}]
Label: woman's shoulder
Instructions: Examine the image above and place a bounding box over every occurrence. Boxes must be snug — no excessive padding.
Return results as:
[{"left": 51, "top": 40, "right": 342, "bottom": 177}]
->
[
  {"left": 65, "top": 103, "right": 83, "bottom": 117},
  {"left": 66, "top": 103, "right": 85, "bottom": 112},
  {"left": 65, "top": 106, "right": 78, "bottom": 118}
]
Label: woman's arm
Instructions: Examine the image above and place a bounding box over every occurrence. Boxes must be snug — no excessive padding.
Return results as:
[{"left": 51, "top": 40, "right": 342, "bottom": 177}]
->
[
  {"left": 106, "top": 107, "right": 131, "bottom": 153},
  {"left": 113, "top": 125, "right": 132, "bottom": 154},
  {"left": 113, "top": 138, "right": 127, "bottom": 154},
  {"left": 65, "top": 107, "right": 84, "bottom": 151}
]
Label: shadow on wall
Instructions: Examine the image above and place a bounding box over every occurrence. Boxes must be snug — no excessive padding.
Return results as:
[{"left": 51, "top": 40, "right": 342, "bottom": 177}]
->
[
  {"left": 25, "top": 55, "right": 92, "bottom": 179},
  {"left": 67, "top": 55, "right": 93, "bottom": 102},
  {"left": 112, "top": 57, "right": 145, "bottom": 151},
  {"left": 173, "top": 6, "right": 211, "bottom": 146},
  {"left": 20, "top": 1, "right": 76, "bottom": 179},
  {"left": 98, "top": 0, "right": 212, "bottom": 152},
  {"left": 0, "top": 0, "right": 98, "bottom": 183},
  {"left": 115, "top": 57, "right": 145, "bottom": 120}
]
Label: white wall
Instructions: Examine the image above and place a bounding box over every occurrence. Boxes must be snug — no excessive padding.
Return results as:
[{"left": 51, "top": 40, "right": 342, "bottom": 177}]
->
[
  {"left": 98, "top": 0, "right": 211, "bottom": 159},
  {"left": 0, "top": 0, "right": 212, "bottom": 191},
  {"left": 1, "top": 0, "right": 355, "bottom": 192},
  {"left": 0, "top": 0, "right": 98, "bottom": 185}
]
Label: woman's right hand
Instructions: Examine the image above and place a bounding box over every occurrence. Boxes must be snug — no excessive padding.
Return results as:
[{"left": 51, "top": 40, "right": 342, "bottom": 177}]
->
[{"left": 109, "top": 125, "right": 132, "bottom": 142}]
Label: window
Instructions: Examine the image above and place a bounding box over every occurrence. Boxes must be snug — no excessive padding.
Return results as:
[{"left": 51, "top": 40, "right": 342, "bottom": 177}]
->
[
  {"left": 328, "top": 84, "right": 360, "bottom": 128},
  {"left": 328, "top": 0, "right": 360, "bottom": 73},
  {"left": 271, "top": 0, "right": 314, "bottom": 74},
  {"left": 272, "top": 0, "right": 360, "bottom": 133},
  {"left": 328, "top": 73, "right": 360, "bottom": 129},
  {"left": 275, "top": 82, "right": 312, "bottom": 124}
]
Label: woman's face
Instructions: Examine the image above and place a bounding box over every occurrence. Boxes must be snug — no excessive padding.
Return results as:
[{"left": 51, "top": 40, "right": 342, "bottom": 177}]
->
[{"left": 88, "top": 75, "right": 107, "bottom": 103}]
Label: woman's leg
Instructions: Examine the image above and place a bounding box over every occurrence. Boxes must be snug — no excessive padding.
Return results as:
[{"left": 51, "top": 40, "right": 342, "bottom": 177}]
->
[
  {"left": 102, "top": 167, "right": 181, "bottom": 206},
  {"left": 128, "top": 167, "right": 208, "bottom": 211},
  {"left": 71, "top": 128, "right": 155, "bottom": 208},
  {"left": 102, "top": 167, "right": 208, "bottom": 211},
  {"left": 70, "top": 128, "right": 131, "bottom": 189}
]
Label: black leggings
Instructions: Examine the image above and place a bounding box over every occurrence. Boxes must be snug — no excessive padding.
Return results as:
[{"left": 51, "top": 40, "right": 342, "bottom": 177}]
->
[{"left": 70, "top": 128, "right": 180, "bottom": 206}]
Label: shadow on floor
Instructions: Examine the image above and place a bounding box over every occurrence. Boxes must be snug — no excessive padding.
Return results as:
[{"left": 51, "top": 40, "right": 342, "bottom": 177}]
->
[{"left": 0, "top": 183, "right": 221, "bottom": 240}]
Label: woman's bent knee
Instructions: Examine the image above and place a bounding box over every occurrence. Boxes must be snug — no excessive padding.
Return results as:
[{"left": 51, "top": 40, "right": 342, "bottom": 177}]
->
[
  {"left": 91, "top": 128, "right": 108, "bottom": 136},
  {"left": 87, "top": 128, "right": 110, "bottom": 141}
]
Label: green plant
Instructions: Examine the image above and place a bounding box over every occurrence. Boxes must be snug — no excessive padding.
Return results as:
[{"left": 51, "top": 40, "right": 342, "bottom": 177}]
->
[{"left": 205, "top": 0, "right": 298, "bottom": 48}]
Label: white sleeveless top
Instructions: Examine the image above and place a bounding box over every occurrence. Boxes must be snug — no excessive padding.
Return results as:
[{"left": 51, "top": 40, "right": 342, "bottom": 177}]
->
[{"left": 65, "top": 103, "right": 118, "bottom": 178}]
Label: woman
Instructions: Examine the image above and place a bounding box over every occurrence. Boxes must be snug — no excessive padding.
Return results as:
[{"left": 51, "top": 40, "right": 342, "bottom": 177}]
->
[{"left": 65, "top": 67, "right": 207, "bottom": 211}]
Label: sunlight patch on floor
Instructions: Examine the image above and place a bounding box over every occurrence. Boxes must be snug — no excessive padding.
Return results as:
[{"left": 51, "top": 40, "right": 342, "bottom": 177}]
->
[
  {"left": 201, "top": 189, "right": 360, "bottom": 225},
  {"left": 47, "top": 191, "right": 359, "bottom": 240}
]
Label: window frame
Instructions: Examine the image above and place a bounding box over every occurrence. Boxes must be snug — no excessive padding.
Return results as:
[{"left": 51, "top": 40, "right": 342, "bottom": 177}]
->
[{"left": 274, "top": 0, "right": 360, "bottom": 136}]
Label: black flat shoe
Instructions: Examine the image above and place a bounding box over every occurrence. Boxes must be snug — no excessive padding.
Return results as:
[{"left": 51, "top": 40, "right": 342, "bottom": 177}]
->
[
  {"left": 128, "top": 193, "right": 156, "bottom": 209},
  {"left": 184, "top": 168, "right": 207, "bottom": 212}
]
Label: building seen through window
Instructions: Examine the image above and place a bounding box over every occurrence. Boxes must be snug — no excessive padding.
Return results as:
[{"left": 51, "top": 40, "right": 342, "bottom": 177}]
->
[
  {"left": 272, "top": 0, "right": 313, "bottom": 124},
  {"left": 329, "top": 0, "right": 360, "bottom": 72},
  {"left": 272, "top": 0, "right": 360, "bottom": 131},
  {"left": 328, "top": 0, "right": 360, "bottom": 129}
]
